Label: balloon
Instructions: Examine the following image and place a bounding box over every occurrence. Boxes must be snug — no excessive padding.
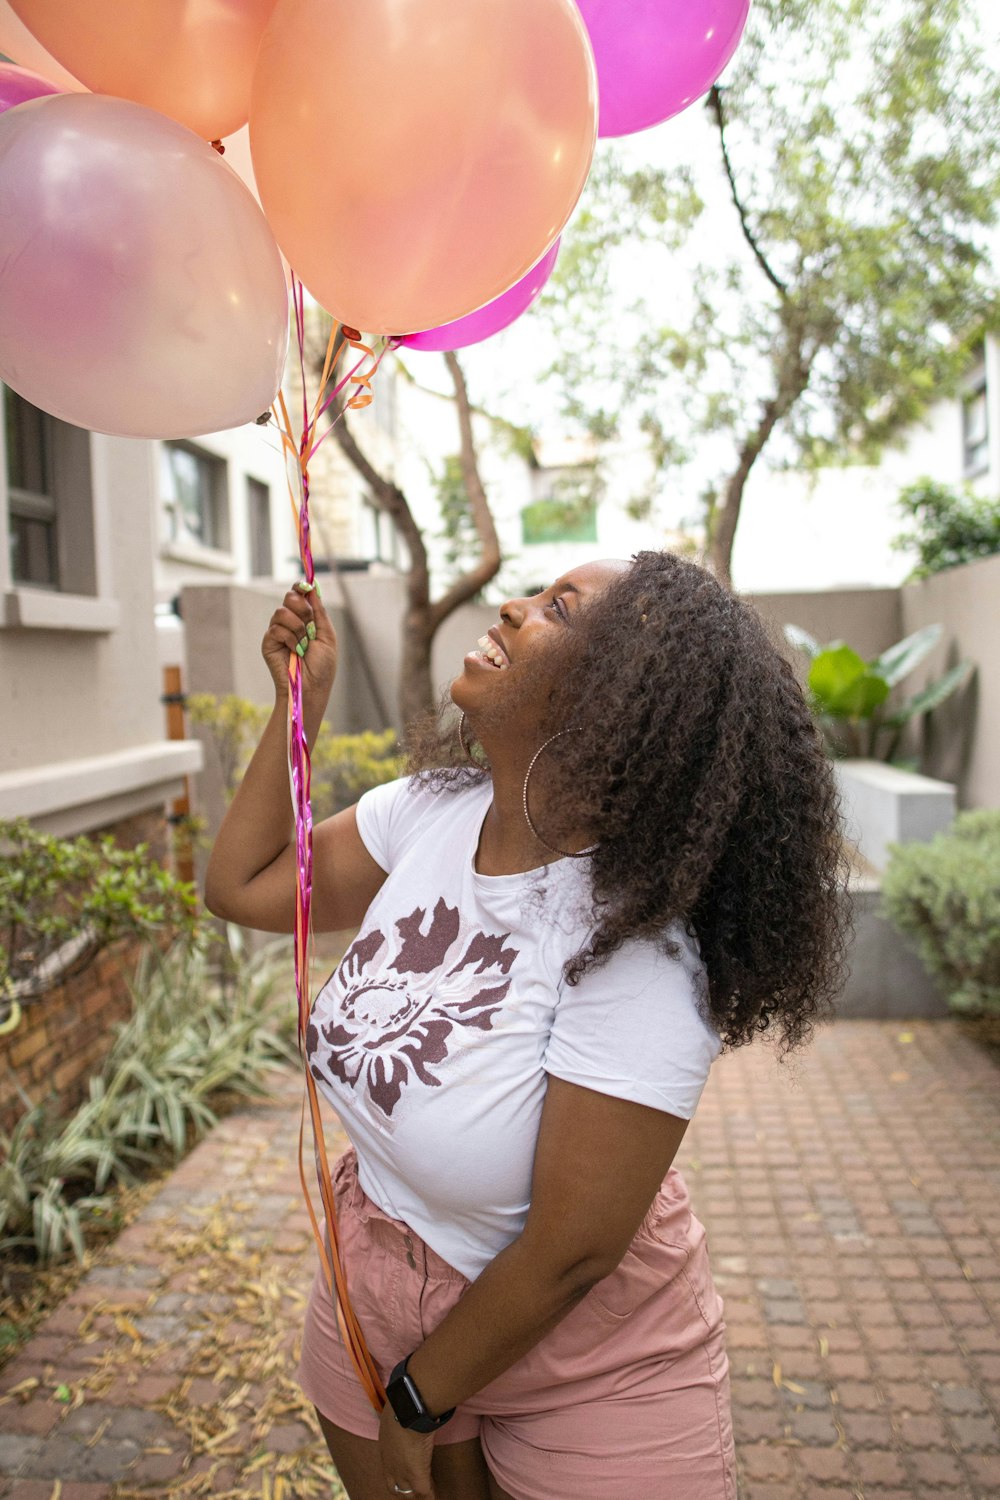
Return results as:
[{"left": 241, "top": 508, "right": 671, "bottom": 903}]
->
[
  {"left": 576, "top": 0, "right": 752, "bottom": 138},
  {"left": 400, "top": 240, "right": 560, "bottom": 353},
  {"left": 0, "top": 59, "right": 59, "bottom": 115},
  {"left": 0, "top": 2, "right": 85, "bottom": 91},
  {"left": 7, "top": 0, "right": 277, "bottom": 139},
  {"left": 250, "top": 0, "right": 597, "bottom": 336},
  {"left": 0, "top": 94, "right": 289, "bottom": 439}
]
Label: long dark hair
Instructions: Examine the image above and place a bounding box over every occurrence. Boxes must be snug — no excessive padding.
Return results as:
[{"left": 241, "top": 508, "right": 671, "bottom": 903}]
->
[{"left": 406, "top": 551, "right": 851, "bottom": 1059}]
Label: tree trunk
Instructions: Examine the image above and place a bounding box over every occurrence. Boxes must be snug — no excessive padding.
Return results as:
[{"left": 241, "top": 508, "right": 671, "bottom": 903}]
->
[{"left": 706, "top": 332, "right": 812, "bottom": 587}]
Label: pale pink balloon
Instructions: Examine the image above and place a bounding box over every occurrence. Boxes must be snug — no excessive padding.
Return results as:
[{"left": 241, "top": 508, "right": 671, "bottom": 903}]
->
[
  {"left": 250, "top": 0, "right": 598, "bottom": 336},
  {"left": 9, "top": 0, "right": 278, "bottom": 138},
  {"left": 220, "top": 124, "right": 292, "bottom": 287},
  {"left": 0, "top": 1, "right": 85, "bottom": 91},
  {"left": 0, "top": 93, "right": 289, "bottom": 439},
  {"left": 400, "top": 240, "right": 560, "bottom": 353},
  {"left": 0, "top": 59, "right": 60, "bottom": 115}
]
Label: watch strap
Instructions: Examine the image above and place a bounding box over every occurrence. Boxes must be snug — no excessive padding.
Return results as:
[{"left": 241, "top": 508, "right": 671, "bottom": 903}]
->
[{"left": 386, "top": 1355, "right": 456, "bottom": 1432}]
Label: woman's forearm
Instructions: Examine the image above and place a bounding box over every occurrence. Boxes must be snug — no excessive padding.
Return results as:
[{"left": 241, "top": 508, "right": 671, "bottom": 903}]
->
[
  {"left": 404, "top": 1235, "right": 603, "bottom": 1418},
  {"left": 204, "top": 692, "right": 326, "bottom": 904}
]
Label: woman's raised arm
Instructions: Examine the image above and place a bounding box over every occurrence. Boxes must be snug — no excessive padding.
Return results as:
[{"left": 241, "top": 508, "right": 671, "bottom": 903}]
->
[{"left": 203, "top": 584, "right": 388, "bottom": 933}]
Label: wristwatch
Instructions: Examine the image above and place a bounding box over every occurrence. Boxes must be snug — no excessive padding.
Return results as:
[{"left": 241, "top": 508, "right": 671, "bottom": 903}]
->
[{"left": 386, "top": 1354, "right": 456, "bottom": 1432}]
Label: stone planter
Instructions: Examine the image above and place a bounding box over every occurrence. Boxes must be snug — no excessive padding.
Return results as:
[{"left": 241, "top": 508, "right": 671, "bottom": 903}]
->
[{"left": 832, "top": 760, "right": 957, "bottom": 1019}]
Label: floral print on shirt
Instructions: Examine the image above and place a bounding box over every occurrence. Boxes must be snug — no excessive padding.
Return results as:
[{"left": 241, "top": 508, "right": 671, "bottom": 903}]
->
[{"left": 307, "top": 897, "right": 518, "bottom": 1116}]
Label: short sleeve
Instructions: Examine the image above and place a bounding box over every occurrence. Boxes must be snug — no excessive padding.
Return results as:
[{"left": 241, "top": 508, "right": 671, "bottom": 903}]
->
[
  {"left": 354, "top": 774, "right": 450, "bottom": 874},
  {"left": 542, "top": 926, "right": 722, "bottom": 1120}
]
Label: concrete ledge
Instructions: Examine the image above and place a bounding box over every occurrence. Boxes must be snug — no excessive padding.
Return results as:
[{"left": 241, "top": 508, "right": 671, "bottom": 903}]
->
[
  {"left": 0, "top": 589, "right": 121, "bottom": 632},
  {"left": 0, "top": 741, "right": 203, "bottom": 828},
  {"left": 834, "top": 758, "right": 956, "bottom": 873},
  {"left": 837, "top": 877, "right": 950, "bottom": 1020}
]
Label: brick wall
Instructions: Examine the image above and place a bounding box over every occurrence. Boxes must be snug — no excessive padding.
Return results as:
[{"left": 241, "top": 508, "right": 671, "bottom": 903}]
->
[{"left": 0, "top": 809, "right": 172, "bottom": 1139}]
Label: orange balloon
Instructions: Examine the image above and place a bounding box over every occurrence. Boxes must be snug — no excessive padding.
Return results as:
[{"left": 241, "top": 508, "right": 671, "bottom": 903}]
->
[
  {"left": 0, "top": 1, "right": 85, "bottom": 90},
  {"left": 8, "top": 0, "right": 278, "bottom": 138},
  {"left": 250, "top": 0, "right": 598, "bottom": 335}
]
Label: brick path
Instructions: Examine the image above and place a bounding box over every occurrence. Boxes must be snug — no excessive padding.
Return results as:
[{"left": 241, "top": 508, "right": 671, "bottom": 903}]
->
[{"left": 1, "top": 1016, "right": 998, "bottom": 1499}]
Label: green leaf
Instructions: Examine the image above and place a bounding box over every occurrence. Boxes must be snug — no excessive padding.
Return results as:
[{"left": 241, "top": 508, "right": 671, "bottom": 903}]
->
[
  {"left": 808, "top": 645, "right": 891, "bottom": 718},
  {"left": 884, "top": 659, "right": 974, "bottom": 727},
  {"left": 873, "top": 624, "right": 943, "bottom": 687}
]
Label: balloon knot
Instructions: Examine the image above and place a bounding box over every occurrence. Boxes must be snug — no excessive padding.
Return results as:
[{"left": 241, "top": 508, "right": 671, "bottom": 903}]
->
[
  {"left": 210, "top": 139, "right": 225, "bottom": 154},
  {"left": 255, "top": 411, "right": 272, "bottom": 425},
  {"left": 342, "top": 326, "right": 362, "bottom": 342}
]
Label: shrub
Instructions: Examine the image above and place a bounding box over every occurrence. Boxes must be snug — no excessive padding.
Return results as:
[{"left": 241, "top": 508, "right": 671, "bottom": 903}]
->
[
  {"left": 188, "top": 691, "right": 403, "bottom": 818},
  {"left": 892, "top": 477, "right": 1000, "bottom": 580},
  {"left": 881, "top": 811, "right": 1000, "bottom": 1016},
  {"left": 0, "top": 932, "right": 298, "bottom": 1265},
  {"left": 0, "top": 819, "right": 199, "bottom": 1004}
]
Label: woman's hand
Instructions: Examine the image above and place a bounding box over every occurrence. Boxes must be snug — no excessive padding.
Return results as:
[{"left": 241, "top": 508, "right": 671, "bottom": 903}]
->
[
  {"left": 378, "top": 1402, "right": 437, "bottom": 1499},
  {"left": 262, "top": 580, "right": 338, "bottom": 710}
]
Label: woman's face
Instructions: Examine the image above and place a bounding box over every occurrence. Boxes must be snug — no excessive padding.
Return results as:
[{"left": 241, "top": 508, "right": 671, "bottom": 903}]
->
[{"left": 450, "top": 558, "right": 630, "bottom": 742}]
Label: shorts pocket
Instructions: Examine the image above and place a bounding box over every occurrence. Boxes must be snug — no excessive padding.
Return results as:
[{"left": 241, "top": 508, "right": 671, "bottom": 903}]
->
[{"left": 587, "top": 1188, "right": 693, "bottom": 1323}]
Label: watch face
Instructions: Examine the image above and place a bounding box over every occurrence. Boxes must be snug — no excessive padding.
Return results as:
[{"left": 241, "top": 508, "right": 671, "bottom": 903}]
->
[{"left": 390, "top": 1372, "right": 423, "bottom": 1427}]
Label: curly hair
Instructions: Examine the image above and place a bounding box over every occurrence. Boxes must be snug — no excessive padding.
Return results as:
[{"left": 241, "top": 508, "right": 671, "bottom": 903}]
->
[{"left": 405, "top": 551, "right": 851, "bottom": 1059}]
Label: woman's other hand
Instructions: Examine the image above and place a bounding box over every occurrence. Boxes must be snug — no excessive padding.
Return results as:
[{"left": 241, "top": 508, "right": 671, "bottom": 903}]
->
[{"left": 378, "top": 1402, "right": 437, "bottom": 1499}]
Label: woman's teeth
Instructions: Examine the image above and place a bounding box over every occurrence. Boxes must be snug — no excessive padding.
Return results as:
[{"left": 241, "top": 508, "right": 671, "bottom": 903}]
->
[{"left": 476, "top": 634, "right": 508, "bottom": 670}]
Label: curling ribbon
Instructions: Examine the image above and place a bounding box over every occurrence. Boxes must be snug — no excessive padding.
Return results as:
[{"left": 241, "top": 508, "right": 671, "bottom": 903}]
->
[{"left": 271, "top": 278, "right": 394, "bottom": 1414}]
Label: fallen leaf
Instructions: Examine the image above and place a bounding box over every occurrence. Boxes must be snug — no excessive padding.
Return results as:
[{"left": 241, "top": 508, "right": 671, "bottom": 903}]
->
[{"left": 898, "top": 1031, "right": 914, "bottom": 1043}]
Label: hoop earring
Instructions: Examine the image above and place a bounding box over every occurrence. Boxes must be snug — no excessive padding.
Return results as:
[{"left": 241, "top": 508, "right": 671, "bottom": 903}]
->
[
  {"left": 459, "top": 712, "right": 486, "bottom": 768},
  {"left": 522, "top": 730, "right": 599, "bottom": 859}
]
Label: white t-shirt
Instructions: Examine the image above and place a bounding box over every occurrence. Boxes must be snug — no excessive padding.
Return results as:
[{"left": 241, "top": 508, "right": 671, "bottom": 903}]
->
[{"left": 306, "top": 773, "right": 722, "bottom": 1281}]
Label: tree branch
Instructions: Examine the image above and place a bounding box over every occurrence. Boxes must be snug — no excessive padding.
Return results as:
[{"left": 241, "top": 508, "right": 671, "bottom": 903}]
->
[
  {"left": 707, "top": 84, "right": 788, "bottom": 298},
  {"left": 394, "top": 354, "right": 538, "bottom": 466},
  {"left": 429, "top": 353, "right": 503, "bottom": 630}
]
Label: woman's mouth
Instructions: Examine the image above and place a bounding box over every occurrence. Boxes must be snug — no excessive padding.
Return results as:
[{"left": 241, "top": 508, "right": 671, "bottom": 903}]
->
[{"left": 473, "top": 634, "right": 509, "bottom": 670}]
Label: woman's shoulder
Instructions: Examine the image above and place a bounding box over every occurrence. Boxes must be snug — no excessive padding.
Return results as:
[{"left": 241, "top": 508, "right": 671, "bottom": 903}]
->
[{"left": 355, "top": 770, "right": 488, "bottom": 872}]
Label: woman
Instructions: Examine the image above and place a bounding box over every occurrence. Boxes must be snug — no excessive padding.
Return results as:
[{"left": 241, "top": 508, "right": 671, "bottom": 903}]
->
[{"left": 205, "top": 550, "right": 849, "bottom": 1500}]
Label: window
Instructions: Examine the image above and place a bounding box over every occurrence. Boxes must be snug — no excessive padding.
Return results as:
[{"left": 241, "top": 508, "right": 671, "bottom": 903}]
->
[
  {"left": 7, "top": 394, "right": 59, "bottom": 586},
  {"left": 160, "top": 442, "right": 228, "bottom": 551},
  {"left": 4, "top": 388, "right": 96, "bottom": 596},
  {"left": 247, "top": 478, "right": 273, "bottom": 576},
  {"left": 521, "top": 467, "right": 600, "bottom": 546},
  {"left": 962, "top": 381, "right": 989, "bottom": 477}
]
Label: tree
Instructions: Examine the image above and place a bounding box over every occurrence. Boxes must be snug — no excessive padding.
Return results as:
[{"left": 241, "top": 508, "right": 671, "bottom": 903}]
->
[
  {"left": 540, "top": 0, "right": 1000, "bottom": 585},
  {"left": 307, "top": 327, "right": 502, "bottom": 728}
]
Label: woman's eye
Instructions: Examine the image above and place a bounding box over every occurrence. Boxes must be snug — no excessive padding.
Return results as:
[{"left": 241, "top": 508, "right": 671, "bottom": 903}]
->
[{"left": 547, "top": 596, "right": 568, "bottom": 621}]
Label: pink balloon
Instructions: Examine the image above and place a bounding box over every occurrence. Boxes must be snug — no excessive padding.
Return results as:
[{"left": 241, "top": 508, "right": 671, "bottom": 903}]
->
[
  {"left": 400, "top": 240, "right": 560, "bottom": 353},
  {"left": 576, "top": 0, "right": 752, "bottom": 138},
  {"left": 0, "top": 59, "right": 60, "bottom": 115},
  {"left": 0, "top": 1, "right": 85, "bottom": 91},
  {"left": 0, "top": 93, "right": 289, "bottom": 439}
]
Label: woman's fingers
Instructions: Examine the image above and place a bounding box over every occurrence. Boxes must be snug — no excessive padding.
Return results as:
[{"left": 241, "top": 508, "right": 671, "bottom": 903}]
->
[{"left": 271, "top": 605, "right": 312, "bottom": 639}]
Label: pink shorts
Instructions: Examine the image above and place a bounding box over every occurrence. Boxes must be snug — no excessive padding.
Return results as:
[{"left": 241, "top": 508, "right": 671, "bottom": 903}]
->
[{"left": 297, "top": 1146, "right": 736, "bottom": 1499}]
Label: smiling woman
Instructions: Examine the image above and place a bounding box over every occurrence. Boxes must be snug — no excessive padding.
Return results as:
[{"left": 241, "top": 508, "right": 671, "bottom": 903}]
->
[{"left": 204, "top": 551, "right": 848, "bottom": 1500}]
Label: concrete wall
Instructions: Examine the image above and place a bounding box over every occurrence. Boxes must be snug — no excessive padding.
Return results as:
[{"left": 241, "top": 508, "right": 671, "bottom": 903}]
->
[
  {"left": 0, "top": 430, "right": 201, "bottom": 835},
  {"left": 900, "top": 551, "right": 1000, "bottom": 809}
]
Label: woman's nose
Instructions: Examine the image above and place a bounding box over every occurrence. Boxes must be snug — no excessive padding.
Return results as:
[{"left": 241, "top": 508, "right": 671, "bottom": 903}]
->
[{"left": 499, "top": 598, "right": 525, "bottom": 627}]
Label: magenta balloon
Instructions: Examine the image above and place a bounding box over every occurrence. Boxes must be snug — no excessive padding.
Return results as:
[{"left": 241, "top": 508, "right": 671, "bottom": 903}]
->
[
  {"left": 0, "top": 60, "right": 61, "bottom": 114},
  {"left": 0, "top": 93, "right": 289, "bottom": 438},
  {"left": 400, "top": 240, "right": 560, "bottom": 353},
  {"left": 576, "top": 0, "right": 751, "bottom": 138}
]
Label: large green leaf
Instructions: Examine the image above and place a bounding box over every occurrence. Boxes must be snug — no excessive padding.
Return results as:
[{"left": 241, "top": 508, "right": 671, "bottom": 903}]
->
[
  {"left": 808, "top": 644, "right": 891, "bottom": 718},
  {"left": 784, "top": 623, "right": 822, "bottom": 660},
  {"left": 874, "top": 624, "right": 943, "bottom": 687},
  {"left": 884, "top": 659, "right": 974, "bottom": 728}
]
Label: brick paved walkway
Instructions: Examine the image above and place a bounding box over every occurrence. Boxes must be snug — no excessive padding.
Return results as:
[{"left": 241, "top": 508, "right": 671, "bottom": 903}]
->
[{"left": 1, "top": 1017, "right": 998, "bottom": 1499}]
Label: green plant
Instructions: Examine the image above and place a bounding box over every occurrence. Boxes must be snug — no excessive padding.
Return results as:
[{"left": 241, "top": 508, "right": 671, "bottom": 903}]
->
[
  {"left": 0, "top": 930, "right": 298, "bottom": 1265},
  {"left": 784, "top": 623, "right": 973, "bottom": 762},
  {"left": 882, "top": 811, "right": 1000, "bottom": 1016},
  {"left": 187, "top": 693, "right": 271, "bottom": 802},
  {"left": 892, "top": 476, "right": 1000, "bottom": 580},
  {"left": 0, "top": 819, "right": 199, "bottom": 1004},
  {"left": 188, "top": 691, "right": 402, "bottom": 819},
  {"left": 309, "top": 728, "right": 403, "bottom": 821}
]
